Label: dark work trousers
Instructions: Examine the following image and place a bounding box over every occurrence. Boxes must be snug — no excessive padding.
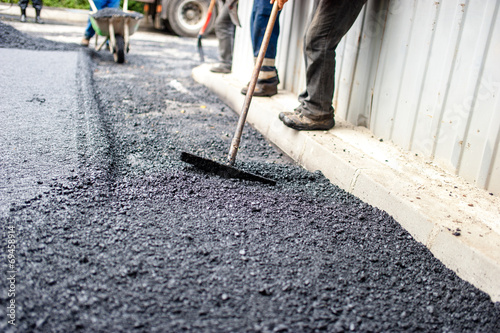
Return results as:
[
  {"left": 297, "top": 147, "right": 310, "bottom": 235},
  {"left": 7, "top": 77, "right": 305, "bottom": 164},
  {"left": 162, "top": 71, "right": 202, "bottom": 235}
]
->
[
  {"left": 19, "top": 0, "right": 42, "bottom": 11},
  {"left": 298, "top": 0, "right": 367, "bottom": 121},
  {"left": 250, "top": 0, "right": 280, "bottom": 77},
  {"left": 215, "top": 0, "right": 236, "bottom": 68}
]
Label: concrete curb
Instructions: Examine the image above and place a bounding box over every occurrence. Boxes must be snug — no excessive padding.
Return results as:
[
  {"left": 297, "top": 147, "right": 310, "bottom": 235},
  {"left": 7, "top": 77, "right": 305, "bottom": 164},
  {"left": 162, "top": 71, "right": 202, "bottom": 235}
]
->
[{"left": 192, "top": 63, "right": 500, "bottom": 302}]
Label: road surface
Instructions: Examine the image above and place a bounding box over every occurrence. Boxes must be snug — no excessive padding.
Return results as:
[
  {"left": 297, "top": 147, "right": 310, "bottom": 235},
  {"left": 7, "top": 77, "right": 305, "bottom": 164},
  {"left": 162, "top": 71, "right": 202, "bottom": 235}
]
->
[{"left": 1, "top": 17, "right": 499, "bottom": 333}]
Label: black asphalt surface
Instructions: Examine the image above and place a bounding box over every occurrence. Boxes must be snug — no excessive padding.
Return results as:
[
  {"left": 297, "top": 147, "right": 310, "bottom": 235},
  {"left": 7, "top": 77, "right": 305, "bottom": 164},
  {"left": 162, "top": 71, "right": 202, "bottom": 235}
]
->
[{"left": 1, "top": 19, "right": 500, "bottom": 332}]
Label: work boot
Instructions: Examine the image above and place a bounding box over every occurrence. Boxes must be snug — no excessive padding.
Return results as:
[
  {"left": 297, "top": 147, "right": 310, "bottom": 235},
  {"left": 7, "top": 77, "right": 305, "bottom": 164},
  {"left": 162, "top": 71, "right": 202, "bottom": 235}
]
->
[
  {"left": 80, "top": 37, "right": 90, "bottom": 47},
  {"left": 279, "top": 110, "right": 335, "bottom": 131},
  {"left": 35, "top": 9, "right": 44, "bottom": 24},
  {"left": 20, "top": 9, "right": 26, "bottom": 22},
  {"left": 210, "top": 63, "right": 231, "bottom": 74},
  {"left": 241, "top": 76, "right": 279, "bottom": 97}
]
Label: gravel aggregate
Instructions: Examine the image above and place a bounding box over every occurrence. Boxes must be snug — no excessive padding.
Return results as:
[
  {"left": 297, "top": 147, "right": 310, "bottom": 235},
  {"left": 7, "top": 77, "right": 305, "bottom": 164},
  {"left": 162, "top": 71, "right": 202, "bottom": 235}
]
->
[{"left": 91, "top": 8, "right": 143, "bottom": 20}]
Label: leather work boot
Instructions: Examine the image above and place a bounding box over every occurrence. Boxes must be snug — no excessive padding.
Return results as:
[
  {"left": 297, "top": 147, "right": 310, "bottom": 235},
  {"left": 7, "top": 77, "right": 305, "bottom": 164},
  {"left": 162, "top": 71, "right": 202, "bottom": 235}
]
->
[
  {"left": 81, "top": 37, "right": 90, "bottom": 47},
  {"left": 35, "top": 9, "right": 44, "bottom": 24},
  {"left": 241, "top": 76, "right": 279, "bottom": 97},
  {"left": 279, "top": 111, "right": 335, "bottom": 131},
  {"left": 210, "top": 63, "right": 231, "bottom": 74}
]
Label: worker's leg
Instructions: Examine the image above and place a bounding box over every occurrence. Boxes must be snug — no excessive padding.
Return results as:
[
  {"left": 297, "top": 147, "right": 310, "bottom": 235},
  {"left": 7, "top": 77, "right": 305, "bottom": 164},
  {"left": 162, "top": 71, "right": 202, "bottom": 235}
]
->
[
  {"left": 19, "top": 0, "right": 29, "bottom": 22},
  {"left": 213, "top": 0, "right": 235, "bottom": 72},
  {"left": 242, "top": 0, "right": 282, "bottom": 96},
  {"left": 32, "top": 0, "right": 44, "bottom": 24},
  {"left": 299, "top": 0, "right": 367, "bottom": 120},
  {"left": 82, "top": 0, "right": 121, "bottom": 45},
  {"left": 83, "top": 0, "right": 104, "bottom": 40}
]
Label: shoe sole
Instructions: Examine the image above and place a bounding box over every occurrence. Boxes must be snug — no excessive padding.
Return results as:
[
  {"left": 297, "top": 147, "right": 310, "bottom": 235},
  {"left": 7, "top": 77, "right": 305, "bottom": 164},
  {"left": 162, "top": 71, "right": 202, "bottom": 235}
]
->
[
  {"left": 241, "top": 88, "right": 278, "bottom": 97},
  {"left": 284, "top": 122, "right": 334, "bottom": 131},
  {"left": 210, "top": 70, "right": 231, "bottom": 74}
]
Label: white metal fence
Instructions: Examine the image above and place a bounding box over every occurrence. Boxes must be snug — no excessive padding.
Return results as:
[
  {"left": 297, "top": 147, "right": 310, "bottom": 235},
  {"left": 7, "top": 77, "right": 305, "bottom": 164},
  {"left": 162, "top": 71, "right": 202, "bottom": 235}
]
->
[{"left": 232, "top": 0, "right": 500, "bottom": 195}]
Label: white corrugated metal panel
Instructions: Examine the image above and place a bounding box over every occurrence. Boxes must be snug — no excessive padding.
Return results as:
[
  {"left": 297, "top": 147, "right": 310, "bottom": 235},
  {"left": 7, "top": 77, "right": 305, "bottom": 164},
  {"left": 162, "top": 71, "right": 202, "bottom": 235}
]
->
[
  {"left": 231, "top": 0, "right": 500, "bottom": 194},
  {"left": 232, "top": 0, "right": 255, "bottom": 82},
  {"left": 333, "top": 9, "right": 365, "bottom": 125},
  {"left": 275, "top": 0, "right": 312, "bottom": 94},
  {"left": 341, "top": 2, "right": 379, "bottom": 128},
  {"left": 454, "top": 1, "right": 500, "bottom": 193},
  {"left": 387, "top": 0, "right": 437, "bottom": 151}
]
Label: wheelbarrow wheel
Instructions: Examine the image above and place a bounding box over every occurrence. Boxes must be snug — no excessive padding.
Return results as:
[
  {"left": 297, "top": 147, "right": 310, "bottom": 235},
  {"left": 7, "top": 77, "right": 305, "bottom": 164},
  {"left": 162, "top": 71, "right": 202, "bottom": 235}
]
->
[{"left": 113, "top": 34, "right": 125, "bottom": 64}]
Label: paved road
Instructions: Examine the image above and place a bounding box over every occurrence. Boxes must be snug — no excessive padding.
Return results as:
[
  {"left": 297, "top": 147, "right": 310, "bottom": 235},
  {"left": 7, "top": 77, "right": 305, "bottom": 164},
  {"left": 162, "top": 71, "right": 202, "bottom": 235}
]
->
[
  {"left": 1, "top": 18, "right": 499, "bottom": 333},
  {"left": 0, "top": 48, "right": 81, "bottom": 218}
]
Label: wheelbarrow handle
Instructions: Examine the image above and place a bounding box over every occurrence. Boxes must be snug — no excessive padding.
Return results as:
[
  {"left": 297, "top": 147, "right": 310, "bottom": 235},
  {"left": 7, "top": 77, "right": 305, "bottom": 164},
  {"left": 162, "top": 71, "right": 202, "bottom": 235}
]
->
[{"left": 88, "top": 0, "right": 98, "bottom": 13}]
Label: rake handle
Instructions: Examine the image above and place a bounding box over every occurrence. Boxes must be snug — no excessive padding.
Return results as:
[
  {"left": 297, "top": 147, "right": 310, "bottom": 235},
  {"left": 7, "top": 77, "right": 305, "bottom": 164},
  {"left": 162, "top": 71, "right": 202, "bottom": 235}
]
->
[
  {"left": 199, "top": 0, "right": 216, "bottom": 37},
  {"left": 228, "top": 1, "right": 279, "bottom": 165}
]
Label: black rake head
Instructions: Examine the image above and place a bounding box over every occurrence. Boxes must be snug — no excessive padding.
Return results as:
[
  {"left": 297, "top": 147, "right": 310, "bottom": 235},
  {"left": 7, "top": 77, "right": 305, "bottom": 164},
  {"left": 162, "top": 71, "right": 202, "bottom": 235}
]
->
[
  {"left": 197, "top": 36, "right": 205, "bottom": 62},
  {"left": 180, "top": 152, "right": 276, "bottom": 185}
]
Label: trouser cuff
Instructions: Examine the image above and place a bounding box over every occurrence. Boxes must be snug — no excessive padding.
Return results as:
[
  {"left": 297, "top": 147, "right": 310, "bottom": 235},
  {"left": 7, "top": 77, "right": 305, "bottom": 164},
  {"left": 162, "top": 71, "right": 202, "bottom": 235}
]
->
[{"left": 257, "top": 57, "right": 277, "bottom": 80}]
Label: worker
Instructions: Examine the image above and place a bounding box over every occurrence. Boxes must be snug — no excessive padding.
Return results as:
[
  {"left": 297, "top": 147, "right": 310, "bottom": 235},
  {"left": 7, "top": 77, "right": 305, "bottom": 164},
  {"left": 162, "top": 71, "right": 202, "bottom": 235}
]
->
[
  {"left": 81, "top": 0, "right": 121, "bottom": 46},
  {"left": 210, "top": 0, "right": 239, "bottom": 74},
  {"left": 241, "top": 0, "right": 281, "bottom": 97},
  {"left": 19, "top": 0, "right": 44, "bottom": 24},
  {"left": 275, "top": 0, "right": 367, "bottom": 130}
]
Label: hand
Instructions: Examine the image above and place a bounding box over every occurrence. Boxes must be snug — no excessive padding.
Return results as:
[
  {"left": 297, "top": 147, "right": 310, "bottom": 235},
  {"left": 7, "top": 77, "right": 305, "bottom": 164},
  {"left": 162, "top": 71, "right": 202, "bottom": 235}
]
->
[{"left": 270, "top": 0, "right": 288, "bottom": 10}]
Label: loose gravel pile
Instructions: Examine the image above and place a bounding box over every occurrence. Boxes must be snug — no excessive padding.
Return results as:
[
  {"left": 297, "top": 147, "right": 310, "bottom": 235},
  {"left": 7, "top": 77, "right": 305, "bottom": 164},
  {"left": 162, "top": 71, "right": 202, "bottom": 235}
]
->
[
  {"left": 0, "top": 21, "right": 80, "bottom": 51},
  {"left": 1, "top": 20, "right": 499, "bottom": 332},
  {"left": 91, "top": 8, "right": 143, "bottom": 20}
]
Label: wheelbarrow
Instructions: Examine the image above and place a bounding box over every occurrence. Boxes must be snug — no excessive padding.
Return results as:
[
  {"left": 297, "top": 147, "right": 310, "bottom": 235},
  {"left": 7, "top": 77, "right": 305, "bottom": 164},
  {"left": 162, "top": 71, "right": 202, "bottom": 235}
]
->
[{"left": 88, "top": 0, "right": 143, "bottom": 63}]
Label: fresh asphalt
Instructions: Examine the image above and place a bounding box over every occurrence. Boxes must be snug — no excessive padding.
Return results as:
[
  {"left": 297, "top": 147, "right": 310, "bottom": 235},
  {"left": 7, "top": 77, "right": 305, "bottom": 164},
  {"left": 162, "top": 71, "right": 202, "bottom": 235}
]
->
[
  {"left": 1, "top": 16, "right": 500, "bottom": 333},
  {"left": 1, "top": 48, "right": 81, "bottom": 218}
]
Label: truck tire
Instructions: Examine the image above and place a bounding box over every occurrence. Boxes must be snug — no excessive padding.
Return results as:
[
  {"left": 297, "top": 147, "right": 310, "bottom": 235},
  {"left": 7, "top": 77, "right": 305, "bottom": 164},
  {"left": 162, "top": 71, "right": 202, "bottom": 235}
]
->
[{"left": 167, "top": 0, "right": 215, "bottom": 38}]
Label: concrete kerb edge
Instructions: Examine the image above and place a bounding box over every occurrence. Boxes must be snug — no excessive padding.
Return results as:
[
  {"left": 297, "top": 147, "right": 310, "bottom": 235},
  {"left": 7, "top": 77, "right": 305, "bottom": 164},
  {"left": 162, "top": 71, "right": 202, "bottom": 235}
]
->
[
  {"left": 432, "top": 230, "right": 500, "bottom": 302},
  {"left": 350, "top": 170, "right": 500, "bottom": 301},
  {"left": 304, "top": 138, "right": 500, "bottom": 302},
  {"left": 192, "top": 64, "right": 500, "bottom": 302}
]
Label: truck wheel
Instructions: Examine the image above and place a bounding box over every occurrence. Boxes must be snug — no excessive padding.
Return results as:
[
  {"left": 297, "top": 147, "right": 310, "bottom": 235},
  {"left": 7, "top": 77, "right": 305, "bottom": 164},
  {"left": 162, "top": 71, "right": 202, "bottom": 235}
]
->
[
  {"left": 167, "top": 0, "right": 215, "bottom": 38},
  {"left": 114, "top": 35, "right": 125, "bottom": 64}
]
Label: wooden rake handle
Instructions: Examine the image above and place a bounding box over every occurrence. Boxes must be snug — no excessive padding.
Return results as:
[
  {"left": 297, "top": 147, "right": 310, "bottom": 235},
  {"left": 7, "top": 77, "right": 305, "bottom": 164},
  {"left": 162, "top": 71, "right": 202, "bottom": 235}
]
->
[{"left": 228, "top": 1, "right": 279, "bottom": 165}]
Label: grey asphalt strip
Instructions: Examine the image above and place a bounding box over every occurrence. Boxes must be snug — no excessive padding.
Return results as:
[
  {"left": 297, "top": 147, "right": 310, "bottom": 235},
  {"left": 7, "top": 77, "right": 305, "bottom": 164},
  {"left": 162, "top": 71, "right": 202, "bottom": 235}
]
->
[{"left": 0, "top": 48, "right": 80, "bottom": 217}]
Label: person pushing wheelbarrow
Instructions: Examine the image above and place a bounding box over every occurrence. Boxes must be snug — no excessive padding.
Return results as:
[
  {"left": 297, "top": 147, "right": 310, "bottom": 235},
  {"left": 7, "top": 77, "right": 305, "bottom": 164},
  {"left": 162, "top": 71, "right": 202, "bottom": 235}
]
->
[
  {"left": 81, "top": 0, "right": 120, "bottom": 47},
  {"left": 81, "top": 0, "right": 143, "bottom": 64}
]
